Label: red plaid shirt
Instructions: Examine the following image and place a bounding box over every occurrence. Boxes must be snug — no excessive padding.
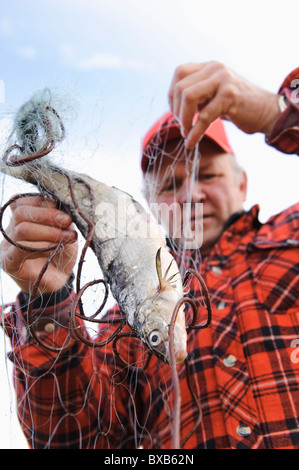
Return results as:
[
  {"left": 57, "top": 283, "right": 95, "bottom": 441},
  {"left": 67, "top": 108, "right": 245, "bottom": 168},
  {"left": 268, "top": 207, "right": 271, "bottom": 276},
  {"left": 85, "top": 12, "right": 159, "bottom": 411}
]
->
[{"left": 1, "top": 69, "right": 299, "bottom": 449}]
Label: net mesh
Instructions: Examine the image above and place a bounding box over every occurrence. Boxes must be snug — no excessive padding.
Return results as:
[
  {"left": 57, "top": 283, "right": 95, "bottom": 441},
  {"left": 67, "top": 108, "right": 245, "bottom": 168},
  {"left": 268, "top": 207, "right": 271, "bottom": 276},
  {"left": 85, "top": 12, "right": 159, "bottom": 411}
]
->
[{"left": 0, "top": 91, "right": 208, "bottom": 449}]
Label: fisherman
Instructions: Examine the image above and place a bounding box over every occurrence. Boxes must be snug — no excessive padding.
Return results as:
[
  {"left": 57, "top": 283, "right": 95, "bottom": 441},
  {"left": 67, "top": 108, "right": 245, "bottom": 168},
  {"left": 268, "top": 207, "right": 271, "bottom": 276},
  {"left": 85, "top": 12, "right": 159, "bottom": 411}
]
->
[{"left": 1, "top": 61, "right": 299, "bottom": 449}]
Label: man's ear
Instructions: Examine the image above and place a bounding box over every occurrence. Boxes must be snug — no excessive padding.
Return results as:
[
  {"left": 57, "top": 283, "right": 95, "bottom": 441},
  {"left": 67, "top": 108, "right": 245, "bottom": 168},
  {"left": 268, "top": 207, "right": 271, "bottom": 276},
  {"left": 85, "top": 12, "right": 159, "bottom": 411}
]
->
[{"left": 239, "top": 170, "right": 248, "bottom": 202}]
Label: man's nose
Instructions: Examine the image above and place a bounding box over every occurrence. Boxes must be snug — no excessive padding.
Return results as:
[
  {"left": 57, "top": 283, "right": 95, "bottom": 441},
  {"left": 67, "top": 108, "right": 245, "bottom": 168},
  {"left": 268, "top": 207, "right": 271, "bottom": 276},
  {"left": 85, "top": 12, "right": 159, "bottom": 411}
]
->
[{"left": 176, "top": 177, "right": 205, "bottom": 204}]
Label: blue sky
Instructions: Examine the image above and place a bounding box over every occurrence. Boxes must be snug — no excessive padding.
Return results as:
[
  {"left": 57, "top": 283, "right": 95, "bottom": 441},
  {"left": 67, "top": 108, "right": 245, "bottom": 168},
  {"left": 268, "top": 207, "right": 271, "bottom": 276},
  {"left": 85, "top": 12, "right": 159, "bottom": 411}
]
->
[
  {"left": 0, "top": 0, "right": 298, "bottom": 448},
  {"left": 1, "top": 0, "right": 298, "bottom": 204},
  {"left": 0, "top": 0, "right": 298, "bottom": 209}
]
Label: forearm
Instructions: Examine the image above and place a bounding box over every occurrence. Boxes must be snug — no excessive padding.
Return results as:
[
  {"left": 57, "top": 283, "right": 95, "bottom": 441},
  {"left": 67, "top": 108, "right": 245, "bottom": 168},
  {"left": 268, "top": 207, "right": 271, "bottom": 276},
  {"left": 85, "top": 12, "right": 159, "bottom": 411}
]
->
[
  {"left": 18, "top": 273, "right": 75, "bottom": 336},
  {"left": 168, "top": 62, "right": 299, "bottom": 152}
]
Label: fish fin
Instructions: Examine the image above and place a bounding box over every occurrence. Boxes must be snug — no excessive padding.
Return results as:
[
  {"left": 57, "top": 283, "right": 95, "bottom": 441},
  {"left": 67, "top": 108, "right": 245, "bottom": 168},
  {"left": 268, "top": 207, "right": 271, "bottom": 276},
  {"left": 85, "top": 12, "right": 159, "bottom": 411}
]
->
[
  {"left": 166, "top": 272, "right": 179, "bottom": 283},
  {"left": 156, "top": 248, "right": 179, "bottom": 291},
  {"left": 163, "top": 258, "right": 174, "bottom": 280},
  {"left": 155, "top": 247, "right": 164, "bottom": 290}
]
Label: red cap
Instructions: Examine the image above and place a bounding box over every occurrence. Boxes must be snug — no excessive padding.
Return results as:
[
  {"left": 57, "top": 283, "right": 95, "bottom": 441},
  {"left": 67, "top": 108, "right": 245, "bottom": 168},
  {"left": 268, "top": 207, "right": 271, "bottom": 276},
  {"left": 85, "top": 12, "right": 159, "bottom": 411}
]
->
[{"left": 141, "top": 112, "right": 234, "bottom": 173}]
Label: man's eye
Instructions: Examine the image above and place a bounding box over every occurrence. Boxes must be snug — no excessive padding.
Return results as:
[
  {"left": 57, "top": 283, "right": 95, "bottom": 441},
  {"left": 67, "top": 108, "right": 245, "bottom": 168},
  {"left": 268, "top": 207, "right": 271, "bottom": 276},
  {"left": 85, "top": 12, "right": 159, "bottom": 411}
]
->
[
  {"left": 200, "top": 173, "right": 217, "bottom": 180},
  {"left": 161, "top": 182, "right": 175, "bottom": 192}
]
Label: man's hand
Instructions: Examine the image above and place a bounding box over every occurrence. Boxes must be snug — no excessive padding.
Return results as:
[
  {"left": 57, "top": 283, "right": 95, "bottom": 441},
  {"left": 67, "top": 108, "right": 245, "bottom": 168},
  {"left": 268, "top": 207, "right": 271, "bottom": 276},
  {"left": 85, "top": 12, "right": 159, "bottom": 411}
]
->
[
  {"left": 168, "top": 61, "right": 282, "bottom": 148},
  {"left": 0, "top": 195, "right": 78, "bottom": 294}
]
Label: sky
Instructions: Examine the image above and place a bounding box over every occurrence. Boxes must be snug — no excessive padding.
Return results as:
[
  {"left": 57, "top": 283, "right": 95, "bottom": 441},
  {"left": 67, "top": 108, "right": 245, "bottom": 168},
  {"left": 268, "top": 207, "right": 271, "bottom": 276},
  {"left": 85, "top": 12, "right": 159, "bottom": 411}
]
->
[{"left": 0, "top": 0, "right": 298, "bottom": 448}]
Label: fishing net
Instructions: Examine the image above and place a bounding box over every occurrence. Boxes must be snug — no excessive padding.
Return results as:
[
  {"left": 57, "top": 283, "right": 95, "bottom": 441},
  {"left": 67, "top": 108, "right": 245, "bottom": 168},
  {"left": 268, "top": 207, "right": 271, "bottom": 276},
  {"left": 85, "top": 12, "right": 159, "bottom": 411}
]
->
[
  {"left": 142, "top": 133, "right": 204, "bottom": 272},
  {"left": 0, "top": 90, "right": 211, "bottom": 449}
]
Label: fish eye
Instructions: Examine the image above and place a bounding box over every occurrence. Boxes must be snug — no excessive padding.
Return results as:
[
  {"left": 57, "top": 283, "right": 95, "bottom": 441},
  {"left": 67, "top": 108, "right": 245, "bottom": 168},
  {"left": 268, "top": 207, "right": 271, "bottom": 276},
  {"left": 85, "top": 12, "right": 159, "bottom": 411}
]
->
[{"left": 148, "top": 330, "right": 162, "bottom": 347}]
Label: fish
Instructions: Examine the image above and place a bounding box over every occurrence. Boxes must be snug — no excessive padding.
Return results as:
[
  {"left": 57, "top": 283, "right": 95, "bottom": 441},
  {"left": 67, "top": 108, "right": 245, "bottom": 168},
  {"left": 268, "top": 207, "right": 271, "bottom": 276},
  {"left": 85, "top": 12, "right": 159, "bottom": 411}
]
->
[{"left": 0, "top": 91, "right": 188, "bottom": 364}]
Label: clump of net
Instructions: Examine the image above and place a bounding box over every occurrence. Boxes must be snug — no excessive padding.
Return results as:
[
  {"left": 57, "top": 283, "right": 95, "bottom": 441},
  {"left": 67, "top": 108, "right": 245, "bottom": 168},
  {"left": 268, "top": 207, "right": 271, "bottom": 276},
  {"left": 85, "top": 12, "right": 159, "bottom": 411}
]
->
[
  {"left": 3, "top": 89, "right": 65, "bottom": 168},
  {"left": 15, "top": 90, "right": 64, "bottom": 153}
]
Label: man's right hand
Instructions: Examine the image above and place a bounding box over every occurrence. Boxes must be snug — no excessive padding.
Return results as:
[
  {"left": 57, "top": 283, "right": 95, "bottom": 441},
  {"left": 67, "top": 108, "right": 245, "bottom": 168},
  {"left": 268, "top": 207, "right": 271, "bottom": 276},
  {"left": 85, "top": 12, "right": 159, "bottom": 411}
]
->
[
  {"left": 0, "top": 194, "right": 78, "bottom": 294},
  {"left": 168, "top": 61, "right": 282, "bottom": 148}
]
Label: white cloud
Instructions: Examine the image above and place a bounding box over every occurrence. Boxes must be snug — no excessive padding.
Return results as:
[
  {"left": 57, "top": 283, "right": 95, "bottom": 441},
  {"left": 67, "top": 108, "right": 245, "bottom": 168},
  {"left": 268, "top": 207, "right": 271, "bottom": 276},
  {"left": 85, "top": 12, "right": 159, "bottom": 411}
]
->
[
  {"left": 0, "top": 18, "right": 14, "bottom": 37},
  {"left": 15, "top": 46, "right": 37, "bottom": 60},
  {"left": 78, "top": 52, "right": 154, "bottom": 72},
  {"left": 59, "top": 44, "right": 153, "bottom": 72},
  {"left": 79, "top": 52, "right": 123, "bottom": 70}
]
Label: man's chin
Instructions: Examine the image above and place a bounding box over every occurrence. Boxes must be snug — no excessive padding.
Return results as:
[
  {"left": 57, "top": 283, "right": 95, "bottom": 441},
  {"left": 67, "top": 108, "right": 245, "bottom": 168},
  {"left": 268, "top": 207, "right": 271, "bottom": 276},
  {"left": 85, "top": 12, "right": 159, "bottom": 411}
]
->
[
  {"left": 168, "top": 221, "right": 222, "bottom": 251},
  {"left": 171, "top": 232, "right": 203, "bottom": 250}
]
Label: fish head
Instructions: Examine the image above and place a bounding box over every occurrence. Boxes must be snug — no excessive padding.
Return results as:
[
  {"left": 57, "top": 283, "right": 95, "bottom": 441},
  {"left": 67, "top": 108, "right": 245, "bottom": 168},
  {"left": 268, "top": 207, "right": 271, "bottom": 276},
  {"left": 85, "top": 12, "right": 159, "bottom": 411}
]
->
[{"left": 135, "top": 286, "right": 188, "bottom": 364}]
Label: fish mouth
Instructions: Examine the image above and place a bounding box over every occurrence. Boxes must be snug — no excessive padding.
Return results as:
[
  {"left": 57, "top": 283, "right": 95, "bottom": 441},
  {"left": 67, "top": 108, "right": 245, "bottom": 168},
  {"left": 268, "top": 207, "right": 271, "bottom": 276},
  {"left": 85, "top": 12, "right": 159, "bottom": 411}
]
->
[
  {"left": 151, "top": 341, "right": 187, "bottom": 365},
  {"left": 174, "top": 349, "right": 187, "bottom": 364},
  {"left": 150, "top": 344, "right": 168, "bottom": 364},
  {"left": 146, "top": 340, "right": 171, "bottom": 365},
  {"left": 145, "top": 319, "right": 188, "bottom": 365}
]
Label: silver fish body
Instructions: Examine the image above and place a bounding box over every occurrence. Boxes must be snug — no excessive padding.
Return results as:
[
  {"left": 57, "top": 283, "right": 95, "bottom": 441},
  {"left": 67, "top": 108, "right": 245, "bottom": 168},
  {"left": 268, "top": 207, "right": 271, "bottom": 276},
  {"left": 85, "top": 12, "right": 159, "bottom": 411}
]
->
[{"left": 1, "top": 159, "right": 188, "bottom": 363}]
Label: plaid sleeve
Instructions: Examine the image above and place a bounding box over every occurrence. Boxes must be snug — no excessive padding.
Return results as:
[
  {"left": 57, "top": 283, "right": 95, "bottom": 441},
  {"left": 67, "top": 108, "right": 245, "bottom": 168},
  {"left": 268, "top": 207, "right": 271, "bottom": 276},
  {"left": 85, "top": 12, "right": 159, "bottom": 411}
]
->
[
  {"left": 0, "top": 294, "right": 136, "bottom": 449},
  {"left": 266, "top": 68, "right": 299, "bottom": 154}
]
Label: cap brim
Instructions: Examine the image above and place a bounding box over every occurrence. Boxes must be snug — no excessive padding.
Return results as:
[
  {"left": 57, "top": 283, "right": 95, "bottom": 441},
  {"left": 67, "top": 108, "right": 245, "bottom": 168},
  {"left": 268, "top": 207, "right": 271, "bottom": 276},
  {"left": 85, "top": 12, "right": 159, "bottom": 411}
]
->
[{"left": 141, "top": 113, "right": 234, "bottom": 173}]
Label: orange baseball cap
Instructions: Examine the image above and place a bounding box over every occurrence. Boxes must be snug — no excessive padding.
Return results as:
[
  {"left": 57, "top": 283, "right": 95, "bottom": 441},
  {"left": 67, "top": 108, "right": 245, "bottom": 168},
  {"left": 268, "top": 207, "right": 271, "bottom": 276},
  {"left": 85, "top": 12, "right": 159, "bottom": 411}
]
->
[{"left": 141, "top": 111, "right": 234, "bottom": 173}]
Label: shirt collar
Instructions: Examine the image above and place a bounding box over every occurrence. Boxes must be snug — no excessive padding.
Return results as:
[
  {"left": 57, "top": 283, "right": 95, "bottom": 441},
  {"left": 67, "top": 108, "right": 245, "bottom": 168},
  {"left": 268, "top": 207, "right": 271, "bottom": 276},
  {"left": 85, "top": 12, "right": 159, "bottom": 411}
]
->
[{"left": 167, "top": 205, "right": 261, "bottom": 266}]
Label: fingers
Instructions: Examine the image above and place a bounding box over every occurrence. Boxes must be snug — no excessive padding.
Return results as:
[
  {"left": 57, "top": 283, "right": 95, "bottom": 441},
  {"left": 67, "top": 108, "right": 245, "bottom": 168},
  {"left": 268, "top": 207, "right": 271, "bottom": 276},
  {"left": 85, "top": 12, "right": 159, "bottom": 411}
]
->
[
  {"left": 9, "top": 194, "right": 56, "bottom": 212},
  {"left": 168, "top": 62, "right": 236, "bottom": 147},
  {"left": 0, "top": 193, "right": 77, "bottom": 268},
  {"left": 0, "top": 194, "right": 79, "bottom": 293},
  {"left": 6, "top": 221, "right": 77, "bottom": 246},
  {"left": 4, "top": 194, "right": 76, "bottom": 247},
  {"left": 168, "top": 61, "right": 283, "bottom": 146},
  {"left": 168, "top": 62, "right": 209, "bottom": 109},
  {"left": 10, "top": 195, "right": 73, "bottom": 230},
  {"left": 1, "top": 222, "right": 77, "bottom": 271},
  {"left": 2, "top": 241, "right": 59, "bottom": 273},
  {"left": 177, "top": 78, "right": 220, "bottom": 144},
  {"left": 184, "top": 91, "right": 228, "bottom": 148},
  {"left": 1, "top": 241, "right": 76, "bottom": 294}
]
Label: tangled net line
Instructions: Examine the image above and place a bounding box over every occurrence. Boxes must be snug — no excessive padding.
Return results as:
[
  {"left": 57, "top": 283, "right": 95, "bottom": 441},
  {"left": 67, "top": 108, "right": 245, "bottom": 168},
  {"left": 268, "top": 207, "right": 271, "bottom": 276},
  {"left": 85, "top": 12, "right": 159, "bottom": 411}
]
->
[{"left": 0, "top": 99, "right": 212, "bottom": 448}]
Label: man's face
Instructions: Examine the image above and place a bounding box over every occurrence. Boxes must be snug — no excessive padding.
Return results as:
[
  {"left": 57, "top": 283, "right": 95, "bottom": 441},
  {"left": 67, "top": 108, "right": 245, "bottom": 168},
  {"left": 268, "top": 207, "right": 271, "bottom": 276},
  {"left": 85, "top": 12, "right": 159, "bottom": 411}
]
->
[{"left": 145, "top": 138, "right": 247, "bottom": 255}]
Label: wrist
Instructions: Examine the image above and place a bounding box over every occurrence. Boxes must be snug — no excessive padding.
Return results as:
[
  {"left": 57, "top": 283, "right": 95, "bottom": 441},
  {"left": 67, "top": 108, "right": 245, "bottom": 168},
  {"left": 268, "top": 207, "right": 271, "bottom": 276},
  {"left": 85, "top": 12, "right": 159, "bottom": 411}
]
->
[
  {"left": 260, "top": 93, "right": 283, "bottom": 137},
  {"left": 20, "top": 272, "right": 75, "bottom": 312},
  {"left": 16, "top": 288, "right": 77, "bottom": 344}
]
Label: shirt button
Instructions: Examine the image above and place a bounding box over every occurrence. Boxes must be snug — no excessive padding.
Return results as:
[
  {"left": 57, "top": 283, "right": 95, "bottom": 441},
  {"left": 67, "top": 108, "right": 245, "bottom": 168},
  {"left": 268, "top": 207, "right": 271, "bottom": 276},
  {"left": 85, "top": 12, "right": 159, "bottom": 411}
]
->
[
  {"left": 44, "top": 322, "right": 55, "bottom": 333},
  {"left": 21, "top": 326, "right": 28, "bottom": 338},
  {"left": 211, "top": 266, "right": 222, "bottom": 274},
  {"left": 217, "top": 301, "right": 226, "bottom": 310},
  {"left": 236, "top": 424, "right": 252, "bottom": 438},
  {"left": 2, "top": 305, "right": 12, "bottom": 315},
  {"left": 223, "top": 354, "right": 237, "bottom": 368}
]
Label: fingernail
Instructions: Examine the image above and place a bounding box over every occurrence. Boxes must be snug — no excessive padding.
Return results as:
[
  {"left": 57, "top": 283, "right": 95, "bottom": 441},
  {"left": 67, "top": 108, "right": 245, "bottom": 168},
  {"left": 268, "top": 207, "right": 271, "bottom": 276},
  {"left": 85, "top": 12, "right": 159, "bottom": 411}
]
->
[
  {"left": 185, "top": 134, "right": 202, "bottom": 149},
  {"left": 185, "top": 137, "right": 194, "bottom": 149},
  {"left": 56, "top": 213, "right": 71, "bottom": 225},
  {"left": 63, "top": 229, "right": 77, "bottom": 240},
  {"left": 70, "top": 230, "right": 77, "bottom": 239}
]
